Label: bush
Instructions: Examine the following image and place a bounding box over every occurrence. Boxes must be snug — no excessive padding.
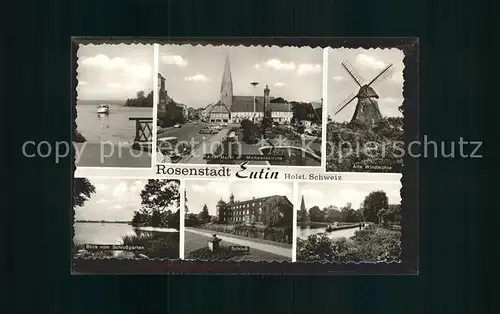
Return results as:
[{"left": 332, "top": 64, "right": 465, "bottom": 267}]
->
[
  {"left": 240, "top": 119, "right": 262, "bottom": 143},
  {"left": 122, "top": 230, "right": 180, "bottom": 259},
  {"left": 187, "top": 246, "right": 248, "bottom": 260},
  {"left": 297, "top": 224, "right": 401, "bottom": 262},
  {"left": 325, "top": 117, "right": 403, "bottom": 172}
]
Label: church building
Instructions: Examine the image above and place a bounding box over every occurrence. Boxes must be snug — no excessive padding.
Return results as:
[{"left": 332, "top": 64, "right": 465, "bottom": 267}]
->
[{"left": 207, "top": 55, "right": 293, "bottom": 124}]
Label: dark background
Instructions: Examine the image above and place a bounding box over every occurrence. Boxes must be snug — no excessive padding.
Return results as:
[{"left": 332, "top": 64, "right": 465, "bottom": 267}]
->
[{"left": 5, "top": 0, "right": 490, "bottom": 313}]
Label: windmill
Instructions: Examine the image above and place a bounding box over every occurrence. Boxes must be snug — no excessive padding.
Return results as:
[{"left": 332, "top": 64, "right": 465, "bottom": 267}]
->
[{"left": 333, "top": 60, "right": 394, "bottom": 124}]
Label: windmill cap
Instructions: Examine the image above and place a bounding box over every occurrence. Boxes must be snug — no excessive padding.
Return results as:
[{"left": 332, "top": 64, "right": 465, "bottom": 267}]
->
[{"left": 357, "top": 85, "right": 379, "bottom": 98}]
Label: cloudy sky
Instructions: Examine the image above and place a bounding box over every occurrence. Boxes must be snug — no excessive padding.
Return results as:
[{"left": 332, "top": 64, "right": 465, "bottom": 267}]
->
[
  {"left": 327, "top": 48, "right": 404, "bottom": 122},
  {"left": 159, "top": 45, "right": 323, "bottom": 108},
  {"left": 186, "top": 180, "right": 294, "bottom": 216},
  {"left": 299, "top": 179, "right": 401, "bottom": 210},
  {"left": 77, "top": 44, "right": 154, "bottom": 100},
  {"left": 74, "top": 178, "right": 178, "bottom": 221}
]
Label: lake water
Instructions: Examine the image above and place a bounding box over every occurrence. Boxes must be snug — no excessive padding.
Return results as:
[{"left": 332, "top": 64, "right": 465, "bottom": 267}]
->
[
  {"left": 74, "top": 222, "right": 178, "bottom": 245},
  {"left": 75, "top": 104, "right": 153, "bottom": 144}
]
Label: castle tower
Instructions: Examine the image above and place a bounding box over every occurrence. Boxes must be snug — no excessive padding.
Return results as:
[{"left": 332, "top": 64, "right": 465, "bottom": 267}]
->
[
  {"left": 216, "top": 198, "right": 228, "bottom": 223},
  {"left": 158, "top": 73, "right": 167, "bottom": 112},
  {"left": 220, "top": 54, "right": 233, "bottom": 109},
  {"left": 229, "top": 193, "right": 235, "bottom": 204}
]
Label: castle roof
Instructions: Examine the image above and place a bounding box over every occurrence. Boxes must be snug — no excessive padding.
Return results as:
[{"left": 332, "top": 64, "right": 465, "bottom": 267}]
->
[{"left": 227, "top": 195, "right": 292, "bottom": 209}]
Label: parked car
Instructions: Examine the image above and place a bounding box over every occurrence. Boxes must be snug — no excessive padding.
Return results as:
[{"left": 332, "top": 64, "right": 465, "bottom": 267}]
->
[
  {"left": 220, "top": 122, "right": 228, "bottom": 127},
  {"left": 157, "top": 136, "right": 190, "bottom": 159},
  {"left": 156, "top": 147, "right": 172, "bottom": 163},
  {"left": 199, "top": 127, "right": 218, "bottom": 134},
  {"left": 194, "top": 121, "right": 198, "bottom": 125},
  {"left": 174, "top": 123, "right": 181, "bottom": 128}
]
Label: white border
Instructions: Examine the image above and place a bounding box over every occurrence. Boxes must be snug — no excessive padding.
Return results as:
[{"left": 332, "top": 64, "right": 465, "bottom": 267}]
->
[
  {"left": 179, "top": 179, "right": 185, "bottom": 259},
  {"left": 292, "top": 181, "right": 298, "bottom": 262},
  {"left": 321, "top": 47, "right": 328, "bottom": 170},
  {"left": 152, "top": 44, "right": 159, "bottom": 165},
  {"left": 75, "top": 165, "right": 401, "bottom": 182}
]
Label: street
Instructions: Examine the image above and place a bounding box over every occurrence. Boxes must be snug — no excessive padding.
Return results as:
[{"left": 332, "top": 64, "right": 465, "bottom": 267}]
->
[{"left": 157, "top": 121, "right": 212, "bottom": 145}]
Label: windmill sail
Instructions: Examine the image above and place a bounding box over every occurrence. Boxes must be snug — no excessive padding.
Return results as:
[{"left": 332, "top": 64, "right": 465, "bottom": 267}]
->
[
  {"left": 333, "top": 92, "right": 357, "bottom": 115},
  {"left": 334, "top": 61, "right": 394, "bottom": 124},
  {"left": 368, "top": 64, "right": 394, "bottom": 87}
]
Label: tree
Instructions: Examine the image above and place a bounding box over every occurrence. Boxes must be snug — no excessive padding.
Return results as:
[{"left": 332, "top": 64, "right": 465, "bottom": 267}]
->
[
  {"left": 131, "top": 211, "right": 148, "bottom": 225},
  {"left": 73, "top": 178, "right": 96, "bottom": 208},
  {"left": 136, "top": 90, "right": 146, "bottom": 99},
  {"left": 324, "top": 205, "right": 341, "bottom": 222},
  {"left": 199, "top": 204, "right": 210, "bottom": 223},
  {"left": 261, "top": 196, "right": 292, "bottom": 227},
  {"left": 151, "top": 210, "right": 162, "bottom": 227},
  {"left": 309, "top": 206, "right": 324, "bottom": 222},
  {"left": 140, "top": 179, "right": 180, "bottom": 213},
  {"left": 270, "top": 97, "right": 287, "bottom": 103},
  {"left": 362, "top": 191, "right": 389, "bottom": 223}
]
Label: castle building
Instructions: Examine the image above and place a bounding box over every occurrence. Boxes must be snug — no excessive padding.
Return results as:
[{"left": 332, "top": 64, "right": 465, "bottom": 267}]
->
[
  {"left": 216, "top": 193, "right": 293, "bottom": 225},
  {"left": 207, "top": 55, "right": 293, "bottom": 124}
]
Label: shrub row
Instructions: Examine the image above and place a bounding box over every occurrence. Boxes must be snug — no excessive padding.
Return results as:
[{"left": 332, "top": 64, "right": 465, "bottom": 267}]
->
[{"left": 195, "top": 223, "right": 293, "bottom": 244}]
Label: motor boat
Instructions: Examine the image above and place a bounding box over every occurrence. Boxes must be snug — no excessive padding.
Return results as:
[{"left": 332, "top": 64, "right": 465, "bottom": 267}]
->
[{"left": 97, "top": 104, "right": 109, "bottom": 114}]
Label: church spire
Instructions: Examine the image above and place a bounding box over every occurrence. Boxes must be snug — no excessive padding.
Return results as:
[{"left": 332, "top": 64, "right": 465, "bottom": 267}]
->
[
  {"left": 220, "top": 54, "right": 233, "bottom": 108},
  {"left": 300, "top": 195, "right": 306, "bottom": 211}
]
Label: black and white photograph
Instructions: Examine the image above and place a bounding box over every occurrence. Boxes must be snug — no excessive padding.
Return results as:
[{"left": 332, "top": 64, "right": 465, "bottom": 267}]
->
[
  {"left": 325, "top": 48, "right": 404, "bottom": 173},
  {"left": 155, "top": 44, "right": 323, "bottom": 167},
  {"left": 74, "top": 44, "right": 154, "bottom": 168},
  {"left": 296, "top": 179, "right": 402, "bottom": 263},
  {"left": 184, "top": 180, "right": 294, "bottom": 262},
  {"left": 72, "top": 178, "right": 180, "bottom": 262}
]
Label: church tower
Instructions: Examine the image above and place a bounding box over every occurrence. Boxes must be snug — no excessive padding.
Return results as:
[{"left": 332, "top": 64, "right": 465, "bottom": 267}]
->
[
  {"left": 300, "top": 195, "right": 306, "bottom": 212},
  {"left": 220, "top": 54, "right": 233, "bottom": 109}
]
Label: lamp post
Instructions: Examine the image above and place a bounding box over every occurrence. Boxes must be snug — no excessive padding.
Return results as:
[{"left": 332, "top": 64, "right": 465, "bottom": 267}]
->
[{"left": 250, "top": 82, "right": 259, "bottom": 123}]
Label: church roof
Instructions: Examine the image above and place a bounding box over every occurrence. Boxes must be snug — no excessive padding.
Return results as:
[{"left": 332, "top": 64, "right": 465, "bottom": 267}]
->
[
  {"left": 209, "top": 100, "right": 230, "bottom": 114},
  {"left": 230, "top": 96, "right": 265, "bottom": 112}
]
